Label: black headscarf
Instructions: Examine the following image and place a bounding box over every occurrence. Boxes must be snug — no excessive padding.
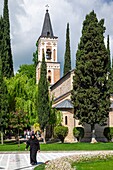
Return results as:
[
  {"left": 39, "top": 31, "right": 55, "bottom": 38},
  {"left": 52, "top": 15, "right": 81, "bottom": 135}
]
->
[{"left": 30, "top": 134, "right": 36, "bottom": 140}]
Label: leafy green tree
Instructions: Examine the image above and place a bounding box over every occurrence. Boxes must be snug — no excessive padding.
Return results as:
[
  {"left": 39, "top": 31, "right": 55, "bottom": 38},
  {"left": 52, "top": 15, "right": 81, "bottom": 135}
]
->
[
  {"left": 0, "top": 56, "right": 9, "bottom": 144},
  {"left": 18, "top": 64, "right": 35, "bottom": 80},
  {"left": 2, "top": 0, "right": 14, "bottom": 78},
  {"left": 5, "top": 65, "right": 38, "bottom": 125},
  {"left": 37, "top": 53, "right": 50, "bottom": 132},
  {"left": 63, "top": 23, "right": 71, "bottom": 75},
  {"left": 71, "top": 11, "right": 110, "bottom": 143},
  {"left": 8, "top": 110, "right": 29, "bottom": 146},
  {"left": 33, "top": 42, "right": 38, "bottom": 68}
]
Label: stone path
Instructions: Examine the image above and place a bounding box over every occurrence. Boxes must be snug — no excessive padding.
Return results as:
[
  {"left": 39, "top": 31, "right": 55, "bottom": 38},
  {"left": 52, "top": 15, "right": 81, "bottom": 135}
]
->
[
  {"left": 0, "top": 151, "right": 113, "bottom": 170},
  {"left": 0, "top": 152, "right": 77, "bottom": 170}
]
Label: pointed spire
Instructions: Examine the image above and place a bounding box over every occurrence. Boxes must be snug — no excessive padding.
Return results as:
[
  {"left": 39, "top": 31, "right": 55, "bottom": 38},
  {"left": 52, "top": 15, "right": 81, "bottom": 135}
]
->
[{"left": 41, "top": 9, "right": 56, "bottom": 38}]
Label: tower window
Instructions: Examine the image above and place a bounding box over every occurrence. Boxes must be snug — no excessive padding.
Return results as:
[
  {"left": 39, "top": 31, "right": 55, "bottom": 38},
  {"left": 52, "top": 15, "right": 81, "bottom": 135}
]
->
[
  {"left": 48, "top": 70, "right": 51, "bottom": 73},
  {"left": 65, "top": 116, "right": 68, "bottom": 125},
  {"left": 46, "top": 49, "right": 51, "bottom": 59},
  {"left": 47, "top": 32, "right": 50, "bottom": 37},
  {"left": 48, "top": 76, "right": 51, "bottom": 83},
  {"left": 53, "top": 49, "right": 56, "bottom": 61}
]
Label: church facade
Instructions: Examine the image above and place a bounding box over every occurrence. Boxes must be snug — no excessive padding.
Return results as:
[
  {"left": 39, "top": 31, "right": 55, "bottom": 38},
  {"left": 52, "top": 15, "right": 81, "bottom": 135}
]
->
[
  {"left": 36, "top": 10, "right": 113, "bottom": 142},
  {"left": 50, "top": 70, "right": 113, "bottom": 142}
]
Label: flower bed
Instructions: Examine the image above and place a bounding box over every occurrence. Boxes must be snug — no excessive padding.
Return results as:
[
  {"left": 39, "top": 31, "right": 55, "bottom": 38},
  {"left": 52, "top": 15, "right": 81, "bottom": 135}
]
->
[{"left": 45, "top": 152, "right": 113, "bottom": 170}]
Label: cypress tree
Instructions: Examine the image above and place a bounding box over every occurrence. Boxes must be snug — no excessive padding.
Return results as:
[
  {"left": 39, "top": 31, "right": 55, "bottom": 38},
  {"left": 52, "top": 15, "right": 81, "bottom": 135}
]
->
[
  {"left": 2, "top": 0, "right": 14, "bottom": 78},
  {"left": 71, "top": 11, "right": 110, "bottom": 142},
  {"left": 37, "top": 52, "right": 50, "bottom": 131},
  {"left": 0, "top": 56, "right": 9, "bottom": 144},
  {"left": 0, "top": 16, "right": 4, "bottom": 66},
  {"left": 109, "top": 57, "right": 113, "bottom": 94},
  {"left": 33, "top": 42, "right": 38, "bottom": 68},
  {"left": 32, "top": 41, "right": 38, "bottom": 83},
  {"left": 63, "top": 23, "right": 71, "bottom": 75},
  {"left": 107, "top": 35, "right": 111, "bottom": 72}
]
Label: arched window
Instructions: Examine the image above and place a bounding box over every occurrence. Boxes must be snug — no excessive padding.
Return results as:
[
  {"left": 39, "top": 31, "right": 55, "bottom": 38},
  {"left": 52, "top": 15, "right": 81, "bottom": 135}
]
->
[
  {"left": 48, "top": 70, "right": 51, "bottom": 73},
  {"left": 53, "top": 49, "right": 56, "bottom": 61},
  {"left": 65, "top": 116, "right": 68, "bottom": 125},
  {"left": 46, "top": 49, "right": 51, "bottom": 59},
  {"left": 47, "top": 32, "right": 50, "bottom": 37},
  {"left": 48, "top": 76, "right": 51, "bottom": 83}
]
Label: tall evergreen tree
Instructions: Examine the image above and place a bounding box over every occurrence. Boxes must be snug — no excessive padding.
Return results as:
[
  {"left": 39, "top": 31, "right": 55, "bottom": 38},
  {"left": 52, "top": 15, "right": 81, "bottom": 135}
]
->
[
  {"left": 0, "top": 56, "right": 9, "bottom": 144},
  {"left": 71, "top": 11, "right": 110, "bottom": 143},
  {"left": 32, "top": 41, "right": 38, "bottom": 83},
  {"left": 37, "top": 53, "right": 50, "bottom": 131},
  {"left": 0, "top": 16, "right": 4, "bottom": 68},
  {"left": 107, "top": 35, "right": 111, "bottom": 72},
  {"left": 33, "top": 42, "right": 38, "bottom": 68},
  {"left": 109, "top": 57, "right": 113, "bottom": 94},
  {"left": 2, "top": 0, "right": 14, "bottom": 78},
  {"left": 63, "top": 23, "right": 71, "bottom": 75}
]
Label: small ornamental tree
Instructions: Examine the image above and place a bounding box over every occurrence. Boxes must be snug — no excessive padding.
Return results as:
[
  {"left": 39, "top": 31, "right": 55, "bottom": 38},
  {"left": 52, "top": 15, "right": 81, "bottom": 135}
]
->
[
  {"left": 71, "top": 11, "right": 110, "bottom": 143},
  {"left": 54, "top": 125, "right": 68, "bottom": 143},
  {"left": 103, "top": 127, "right": 113, "bottom": 141},
  {"left": 73, "top": 127, "right": 84, "bottom": 142},
  {"left": 63, "top": 23, "right": 71, "bottom": 75}
]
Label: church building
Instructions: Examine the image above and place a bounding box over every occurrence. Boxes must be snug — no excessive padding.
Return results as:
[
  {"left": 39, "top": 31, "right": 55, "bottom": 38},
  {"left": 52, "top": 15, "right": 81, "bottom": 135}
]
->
[{"left": 36, "top": 9, "right": 113, "bottom": 142}]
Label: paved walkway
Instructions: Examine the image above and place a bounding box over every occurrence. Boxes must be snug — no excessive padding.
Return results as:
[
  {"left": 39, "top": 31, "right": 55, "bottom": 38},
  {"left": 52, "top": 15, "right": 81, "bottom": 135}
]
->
[{"left": 0, "top": 151, "right": 113, "bottom": 170}]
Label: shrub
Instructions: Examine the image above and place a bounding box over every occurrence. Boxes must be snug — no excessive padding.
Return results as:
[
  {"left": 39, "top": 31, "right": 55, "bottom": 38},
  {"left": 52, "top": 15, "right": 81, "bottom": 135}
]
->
[
  {"left": 54, "top": 125, "right": 68, "bottom": 143},
  {"left": 73, "top": 127, "right": 84, "bottom": 142},
  {"left": 103, "top": 127, "right": 113, "bottom": 141}
]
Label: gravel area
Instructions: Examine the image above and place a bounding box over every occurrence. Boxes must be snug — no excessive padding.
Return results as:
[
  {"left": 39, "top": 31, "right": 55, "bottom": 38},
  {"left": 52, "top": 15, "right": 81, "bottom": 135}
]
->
[{"left": 45, "top": 151, "right": 113, "bottom": 170}]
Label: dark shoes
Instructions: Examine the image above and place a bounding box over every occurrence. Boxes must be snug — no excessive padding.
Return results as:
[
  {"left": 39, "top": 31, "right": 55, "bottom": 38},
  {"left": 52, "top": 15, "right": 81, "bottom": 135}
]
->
[{"left": 31, "top": 162, "right": 37, "bottom": 165}]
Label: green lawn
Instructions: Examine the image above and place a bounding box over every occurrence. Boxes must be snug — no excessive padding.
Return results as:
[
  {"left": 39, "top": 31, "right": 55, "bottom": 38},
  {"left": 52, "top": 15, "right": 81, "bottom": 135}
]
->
[
  {"left": 0, "top": 142, "right": 113, "bottom": 151},
  {"left": 34, "top": 156, "right": 113, "bottom": 170},
  {"left": 34, "top": 164, "right": 45, "bottom": 170},
  {"left": 40, "top": 142, "right": 113, "bottom": 151},
  {"left": 72, "top": 157, "right": 113, "bottom": 170}
]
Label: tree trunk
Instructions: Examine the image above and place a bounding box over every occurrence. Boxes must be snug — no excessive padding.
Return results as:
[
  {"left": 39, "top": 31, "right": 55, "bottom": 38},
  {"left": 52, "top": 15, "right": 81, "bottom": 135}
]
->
[
  {"left": 1, "top": 130, "right": 4, "bottom": 145},
  {"left": 41, "top": 128, "right": 46, "bottom": 143},
  {"left": 17, "top": 128, "right": 20, "bottom": 148},
  {"left": 91, "top": 124, "right": 97, "bottom": 143}
]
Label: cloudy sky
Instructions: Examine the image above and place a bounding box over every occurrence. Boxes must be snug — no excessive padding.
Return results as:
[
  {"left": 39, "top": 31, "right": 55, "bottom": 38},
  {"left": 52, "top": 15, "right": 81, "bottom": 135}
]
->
[{"left": 0, "top": 0, "right": 113, "bottom": 76}]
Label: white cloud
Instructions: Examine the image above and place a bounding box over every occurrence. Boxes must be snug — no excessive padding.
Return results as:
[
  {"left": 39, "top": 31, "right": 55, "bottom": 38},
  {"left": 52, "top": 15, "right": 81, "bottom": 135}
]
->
[{"left": 0, "top": 0, "right": 113, "bottom": 75}]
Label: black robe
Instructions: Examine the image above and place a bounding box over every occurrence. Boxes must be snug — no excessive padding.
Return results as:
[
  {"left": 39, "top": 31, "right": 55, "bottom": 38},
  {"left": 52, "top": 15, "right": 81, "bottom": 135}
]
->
[{"left": 26, "top": 136, "right": 40, "bottom": 164}]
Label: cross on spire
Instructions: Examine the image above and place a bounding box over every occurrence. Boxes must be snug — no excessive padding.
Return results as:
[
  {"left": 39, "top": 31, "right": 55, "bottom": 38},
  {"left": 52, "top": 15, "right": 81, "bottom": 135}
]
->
[{"left": 45, "top": 4, "right": 49, "bottom": 12}]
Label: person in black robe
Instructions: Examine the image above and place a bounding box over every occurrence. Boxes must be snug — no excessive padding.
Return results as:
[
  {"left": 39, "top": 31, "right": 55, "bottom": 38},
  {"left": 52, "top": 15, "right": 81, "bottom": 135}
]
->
[{"left": 25, "top": 134, "right": 40, "bottom": 165}]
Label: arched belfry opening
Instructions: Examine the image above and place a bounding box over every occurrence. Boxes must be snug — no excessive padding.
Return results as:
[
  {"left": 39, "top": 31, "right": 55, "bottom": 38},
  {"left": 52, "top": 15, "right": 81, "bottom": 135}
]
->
[{"left": 46, "top": 49, "right": 51, "bottom": 59}]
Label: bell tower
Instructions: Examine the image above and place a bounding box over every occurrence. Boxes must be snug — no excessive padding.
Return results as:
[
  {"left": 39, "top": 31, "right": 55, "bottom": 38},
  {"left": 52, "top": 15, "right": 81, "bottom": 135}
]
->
[{"left": 36, "top": 9, "right": 60, "bottom": 85}]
